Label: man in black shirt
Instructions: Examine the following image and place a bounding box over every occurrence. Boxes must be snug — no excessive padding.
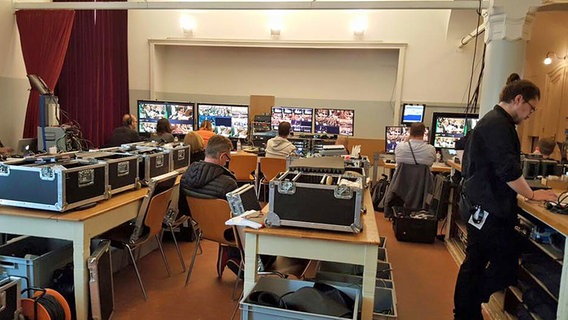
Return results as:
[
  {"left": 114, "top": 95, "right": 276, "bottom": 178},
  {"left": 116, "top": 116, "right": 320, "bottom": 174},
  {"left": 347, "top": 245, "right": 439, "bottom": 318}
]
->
[
  {"left": 106, "top": 114, "right": 142, "bottom": 147},
  {"left": 453, "top": 80, "right": 557, "bottom": 319}
]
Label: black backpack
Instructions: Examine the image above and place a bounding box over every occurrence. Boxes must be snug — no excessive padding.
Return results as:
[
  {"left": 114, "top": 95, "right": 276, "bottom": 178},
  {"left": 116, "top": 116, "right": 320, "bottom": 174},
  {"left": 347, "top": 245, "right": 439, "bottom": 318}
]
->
[{"left": 371, "top": 174, "right": 389, "bottom": 212}]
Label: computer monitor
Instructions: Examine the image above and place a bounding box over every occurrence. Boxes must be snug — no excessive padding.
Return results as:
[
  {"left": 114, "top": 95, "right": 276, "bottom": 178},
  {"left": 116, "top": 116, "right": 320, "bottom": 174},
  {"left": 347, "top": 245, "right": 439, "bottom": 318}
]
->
[
  {"left": 522, "top": 159, "right": 540, "bottom": 180},
  {"left": 271, "top": 107, "right": 313, "bottom": 133},
  {"left": 197, "top": 103, "right": 249, "bottom": 139},
  {"left": 314, "top": 108, "right": 354, "bottom": 136},
  {"left": 431, "top": 112, "right": 478, "bottom": 149},
  {"left": 137, "top": 100, "right": 194, "bottom": 135},
  {"left": 401, "top": 103, "right": 425, "bottom": 125},
  {"left": 540, "top": 159, "right": 559, "bottom": 177},
  {"left": 385, "top": 125, "right": 429, "bottom": 154}
]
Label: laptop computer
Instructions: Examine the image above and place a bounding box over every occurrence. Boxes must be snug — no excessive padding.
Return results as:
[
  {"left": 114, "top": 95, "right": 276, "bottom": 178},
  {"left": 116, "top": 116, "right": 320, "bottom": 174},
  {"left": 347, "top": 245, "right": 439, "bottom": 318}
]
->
[{"left": 16, "top": 138, "right": 37, "bottom": 156}]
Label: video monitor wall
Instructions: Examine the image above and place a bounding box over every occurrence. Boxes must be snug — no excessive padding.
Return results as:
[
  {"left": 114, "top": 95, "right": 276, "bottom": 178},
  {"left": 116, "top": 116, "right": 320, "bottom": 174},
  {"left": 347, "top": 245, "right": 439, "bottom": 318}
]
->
[
  {"left": 197, "top": 103, "right": 249, "bottom": 139},
  {"left": 401, "top": 103, "right": 425, "bottom": 125},
  {"left": 138, "top": 100, "right": 194, "bottom": 134},
  {"left": 271, "top": 107, "right": 313, "bottom": 133},
  {"left": 315, "top": 108, "right": 355, "bottom": 136},
  {"left": 385, "top": 125, "right": 430, "bottom": 154},
  {"left": 431, "top": 112, "right": 478, "bottom": 149}
]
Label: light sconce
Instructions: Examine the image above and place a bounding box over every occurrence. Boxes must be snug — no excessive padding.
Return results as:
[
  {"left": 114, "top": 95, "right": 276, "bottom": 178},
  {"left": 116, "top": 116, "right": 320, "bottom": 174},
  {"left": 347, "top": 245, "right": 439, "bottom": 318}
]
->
[
  {"left": 179, "top": 16, "right": 196, "bottom": 37},
  {"left": 543, "top": 51, "right": 567, "bottom": 65}
]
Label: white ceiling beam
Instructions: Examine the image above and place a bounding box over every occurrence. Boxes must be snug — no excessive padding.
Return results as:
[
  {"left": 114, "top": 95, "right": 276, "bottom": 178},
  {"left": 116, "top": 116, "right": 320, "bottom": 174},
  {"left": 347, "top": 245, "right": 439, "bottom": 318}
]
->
[{"left": 13, "top": 1, "right": 490, "bottom": 11}]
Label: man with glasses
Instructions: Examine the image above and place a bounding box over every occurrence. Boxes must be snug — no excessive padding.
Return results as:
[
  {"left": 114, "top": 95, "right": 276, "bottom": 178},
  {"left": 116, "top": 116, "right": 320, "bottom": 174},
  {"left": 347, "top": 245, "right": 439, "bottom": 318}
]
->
[
  {"left": 179, "top": 134, "right": 240, "bottom": 276},
  {"left": 453, "top": 79, "right": 557, "bottom": 319}
]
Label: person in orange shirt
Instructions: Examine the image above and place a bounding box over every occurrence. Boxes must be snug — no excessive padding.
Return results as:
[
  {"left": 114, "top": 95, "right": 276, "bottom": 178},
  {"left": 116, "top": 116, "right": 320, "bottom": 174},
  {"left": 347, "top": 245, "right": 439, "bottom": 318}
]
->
[{"left": 195, "top": 120, "right": 215, "bottom": 147}]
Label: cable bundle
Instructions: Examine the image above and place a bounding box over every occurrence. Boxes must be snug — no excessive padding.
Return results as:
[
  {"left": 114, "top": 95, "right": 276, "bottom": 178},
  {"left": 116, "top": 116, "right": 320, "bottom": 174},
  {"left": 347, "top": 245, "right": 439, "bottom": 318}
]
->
[{"left": 21, "top": 288, "right": 71, "bottom": 320}]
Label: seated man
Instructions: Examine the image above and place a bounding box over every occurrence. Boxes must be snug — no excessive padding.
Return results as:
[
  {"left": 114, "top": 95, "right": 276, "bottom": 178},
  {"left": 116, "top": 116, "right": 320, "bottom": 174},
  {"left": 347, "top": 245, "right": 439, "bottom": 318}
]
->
[
  {"left": 394, "top": 122, "right": 436, "bottom": 167},
  {"left": 538, "top": 136, "right": 556, "bottom": 160},
  {"left": 179, "top": 135, "right": 241, "bottom": 276},
  {"left": 265, "top": 121, "right": 297, "bottom": 158},
  {"left": 106, "top": 114, "right": 142, "bottom": 147}
]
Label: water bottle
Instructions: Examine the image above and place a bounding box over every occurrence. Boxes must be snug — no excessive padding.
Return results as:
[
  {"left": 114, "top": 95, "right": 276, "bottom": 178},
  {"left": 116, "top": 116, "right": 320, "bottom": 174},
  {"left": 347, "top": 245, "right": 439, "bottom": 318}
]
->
[{"left": 236, "top": 139, "right": 242, "bottom": 151}]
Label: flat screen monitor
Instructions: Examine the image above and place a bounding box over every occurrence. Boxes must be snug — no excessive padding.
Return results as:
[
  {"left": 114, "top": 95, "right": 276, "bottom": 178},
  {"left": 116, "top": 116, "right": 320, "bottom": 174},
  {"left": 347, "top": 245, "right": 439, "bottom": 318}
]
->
[
  {"left": 137, "top": 100, "right": 194, "bottom": 135},
  {"left": 385, "top": 125, "right": 429, "bottom": 154},
  {"left": 314, "top": 108, "right": 355, "bottom": 136},
  {"left": 271, "top": 107, "right": 313, "bottom": 133},
  {"left": 197, "top": 103, "right": 249, "bottom": 139},
  {"left": 401, "top": 103, "right": 425, "bottom": 125},
  {"left": 431, "top": 112, "right": 478, "bottom": 149}
]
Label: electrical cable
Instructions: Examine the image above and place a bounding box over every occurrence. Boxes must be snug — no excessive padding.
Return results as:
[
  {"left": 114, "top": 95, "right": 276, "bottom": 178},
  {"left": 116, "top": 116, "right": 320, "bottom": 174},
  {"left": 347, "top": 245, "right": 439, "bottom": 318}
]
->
[{"left": 36, "top": 293, "right": 66, "bottom": 320}]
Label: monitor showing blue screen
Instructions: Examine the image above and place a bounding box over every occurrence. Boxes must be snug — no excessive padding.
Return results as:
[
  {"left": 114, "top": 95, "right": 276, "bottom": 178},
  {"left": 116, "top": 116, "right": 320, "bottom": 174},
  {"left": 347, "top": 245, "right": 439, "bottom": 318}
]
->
[
  {"left": 401, "top": 103, "right": 425, "bottom": 124},
  {"left": 314, "top": 108, "right": 354, "bottom": 136},
  {"left": 138, "top": 100, "right": 194, "bottom": 134},
  {"left": 197, "top": 103, "right": 249, "bottom": 139},
  {"left": 271, "top": 107, "right": 313, "bottom": 133}
]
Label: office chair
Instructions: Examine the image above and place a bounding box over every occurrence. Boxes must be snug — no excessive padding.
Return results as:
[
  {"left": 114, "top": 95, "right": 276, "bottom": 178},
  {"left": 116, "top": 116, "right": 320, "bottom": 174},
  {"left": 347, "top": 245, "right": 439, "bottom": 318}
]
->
[
  {"left": 104, "top": 172, "right": 178, "bottom": 300},
  {"left": 257, "top": 157, "right": 286, "bottom": 201},
  {"left": 228, "top": 153, "right": 258, "bottom": 184},
  {"left": 184, "top": 196, "right": 238, "bottom": 286}
]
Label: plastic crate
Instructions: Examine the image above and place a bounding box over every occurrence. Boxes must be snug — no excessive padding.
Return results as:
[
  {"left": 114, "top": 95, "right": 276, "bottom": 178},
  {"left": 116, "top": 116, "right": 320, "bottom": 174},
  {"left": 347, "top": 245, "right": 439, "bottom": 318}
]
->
[
  {"left": 0, "top": 236, "right": 72, "bottom": 293},
  {"left": 318, "top": 261, "right": 392, "bottom": 280},
  {"left": 241, "top": 277, "right": 360, "bottom": 320}
]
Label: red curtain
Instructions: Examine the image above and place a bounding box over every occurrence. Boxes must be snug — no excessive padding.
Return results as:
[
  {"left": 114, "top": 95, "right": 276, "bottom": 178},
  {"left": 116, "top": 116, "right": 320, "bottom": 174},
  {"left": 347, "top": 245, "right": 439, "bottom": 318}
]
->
[
  {"left": 56, "top": 1, "right": 129, "bottom": 148},
  {"left": 16, "top": 10, "right": 75, "bottom": 139}
]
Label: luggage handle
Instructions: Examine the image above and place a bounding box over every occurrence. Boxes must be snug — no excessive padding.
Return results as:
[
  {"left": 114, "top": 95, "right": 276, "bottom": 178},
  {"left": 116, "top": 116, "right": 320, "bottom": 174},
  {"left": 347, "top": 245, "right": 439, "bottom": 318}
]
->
[
  {"left": 177, "top": 149, "right": 186, "bottom": 161},
  {"left": 155, "top": 154, "right": 164, "bottom": 168},
  {"left": 78, "top": 169, "right": 95, "bottom": 187},
  {"left": 117, "top": 161, "right": 130, "bottom": 177},
  {"left": 0, "top": 164, "right": 9, "bottom": 176}
]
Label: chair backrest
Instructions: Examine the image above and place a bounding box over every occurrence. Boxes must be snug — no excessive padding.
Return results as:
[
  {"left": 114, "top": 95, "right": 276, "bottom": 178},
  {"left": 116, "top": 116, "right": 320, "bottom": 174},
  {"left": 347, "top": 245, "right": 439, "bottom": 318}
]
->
[
  {"left": 259, "top": 157, "right": 286, "bottom": 182},
  {"left": 186, "top": 196, "right": 234, "bottom": 246},
  {"left": 144, "top": 188, "right": 175, "bottom": 238},
  {"left": 229, "top": 154, "right": 258, "bottom": 180}
]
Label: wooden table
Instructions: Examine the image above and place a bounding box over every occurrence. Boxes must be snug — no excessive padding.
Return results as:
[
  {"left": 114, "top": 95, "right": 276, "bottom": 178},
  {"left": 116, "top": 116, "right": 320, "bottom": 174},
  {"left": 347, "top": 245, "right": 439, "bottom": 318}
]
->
[
  {"left": 379, "top": 159, "right": 452, "bottom": 176},
  {"left": 243, "top": 189, "right": 381, "bottom": 319},
  {"left": 0, "top": 188, "right": 148, "bottom": 320}
]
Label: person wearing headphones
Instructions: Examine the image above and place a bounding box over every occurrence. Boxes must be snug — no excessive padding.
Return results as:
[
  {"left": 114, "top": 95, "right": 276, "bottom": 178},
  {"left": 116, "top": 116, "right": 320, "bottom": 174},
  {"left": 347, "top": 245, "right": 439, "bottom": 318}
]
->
[{"left": 106, "top": 114, "right": 142, "bottom": 147}]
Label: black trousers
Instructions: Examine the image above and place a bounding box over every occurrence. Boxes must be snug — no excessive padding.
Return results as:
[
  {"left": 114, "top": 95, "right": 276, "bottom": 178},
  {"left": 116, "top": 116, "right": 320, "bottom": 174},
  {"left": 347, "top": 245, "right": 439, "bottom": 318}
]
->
[{"left": 453, "top": 213, "right": 519, "bottom": 320}]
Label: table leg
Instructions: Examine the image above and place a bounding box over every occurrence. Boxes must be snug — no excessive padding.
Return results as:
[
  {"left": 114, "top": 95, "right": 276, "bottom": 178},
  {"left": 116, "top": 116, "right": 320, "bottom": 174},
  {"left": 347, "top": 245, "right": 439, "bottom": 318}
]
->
[
  {"left": 73, "top": 229, "right": 90, "bottom": 320},
  {"left": 243, "top": 232, "right": 259, "bottom": 297},
  {"left": 361, "top": 244, "right": 379, "bottom": 320}
]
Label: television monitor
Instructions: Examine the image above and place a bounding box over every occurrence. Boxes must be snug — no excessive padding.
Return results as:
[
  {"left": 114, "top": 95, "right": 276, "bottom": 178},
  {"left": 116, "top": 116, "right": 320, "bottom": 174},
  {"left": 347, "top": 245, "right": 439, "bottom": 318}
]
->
[
  {"left": 385, "top": 125, "right": 429, "bottom": 154},
  {"left": 314, "top": 108, "right": 355, "bottom": 136},
  {"left": 401, "top": 103, "right": 425, "bottom": 125},
  {"left": 197, "top": 103, "right": 249, "bottom": 139},
  {"left": 137, "top": 100, "right": 194, "bottom": 135},
  {"left": 271, "top": 107, "right": 313, "bottom": 133},
  {"left": 431, "top": 113, "right": 478, "bottom": 149}
]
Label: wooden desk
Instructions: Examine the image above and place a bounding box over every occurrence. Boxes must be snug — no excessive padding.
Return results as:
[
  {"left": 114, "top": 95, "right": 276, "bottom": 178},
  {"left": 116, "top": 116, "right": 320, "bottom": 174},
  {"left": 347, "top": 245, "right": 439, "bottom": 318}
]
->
[
  {"left": 0, "top": 188, "right": 147, "bottom": 320},
  {"left": 379, "top": 159, "right": 452, "bottom": 175},
  {"left": 244, "top": 190, "right": 380, "bottom": 319}
]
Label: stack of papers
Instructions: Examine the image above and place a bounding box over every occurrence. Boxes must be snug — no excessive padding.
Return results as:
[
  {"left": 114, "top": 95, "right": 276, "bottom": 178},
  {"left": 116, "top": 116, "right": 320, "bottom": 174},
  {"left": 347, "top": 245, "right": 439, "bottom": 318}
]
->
[{"left": 225, "top": 210, "right": 264, "bottom": 229}]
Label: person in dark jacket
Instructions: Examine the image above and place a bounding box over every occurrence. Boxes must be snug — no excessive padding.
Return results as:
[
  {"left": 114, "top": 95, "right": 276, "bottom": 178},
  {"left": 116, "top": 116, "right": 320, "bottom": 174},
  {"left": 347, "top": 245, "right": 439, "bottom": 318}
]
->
[
  {"left": 179, "top": 135, "right": 240, "bottom": 276},
  {"left": 107, "top": 114, "right": 142, "bottom": 147},
  {"left": 151, "top": 118, "right": 175, "bottom": 144}
]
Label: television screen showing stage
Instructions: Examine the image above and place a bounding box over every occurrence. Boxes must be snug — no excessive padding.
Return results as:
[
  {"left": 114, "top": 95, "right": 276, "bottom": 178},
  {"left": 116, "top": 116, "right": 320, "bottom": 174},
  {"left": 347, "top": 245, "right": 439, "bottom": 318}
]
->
[
  {"left": 401, "top": 103, "right": 425, "bottom": 124},
  {"left": 431, "top": 112, "right": 478, "bottom": 149},
  {"left": 314, "top": 108, "right": 355, "bottom": 136},
  {"left": 385, "top": 125, "right": 429, "bottom": 154},
  {"left": 138, "top": 100, "right": 194, "bottom": 134},
  {"left": 197, "top": 103, "right": 249, "bottom": 139},
  {"left": 271, "top": 107, "right": 313, "bottom": 133}
]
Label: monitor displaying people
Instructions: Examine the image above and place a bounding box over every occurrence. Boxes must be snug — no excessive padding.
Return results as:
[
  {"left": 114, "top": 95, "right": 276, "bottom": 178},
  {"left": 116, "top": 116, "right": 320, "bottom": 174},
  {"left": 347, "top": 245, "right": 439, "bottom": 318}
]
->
[
  {"left": 271, "top": 107, "right": 313, "bottom": 133},
  {"left": 138, "top": 100, "right": 194, "bottom": 134},
  {"left": 315, "top": 108, "right": 354, "bottom": 136}
]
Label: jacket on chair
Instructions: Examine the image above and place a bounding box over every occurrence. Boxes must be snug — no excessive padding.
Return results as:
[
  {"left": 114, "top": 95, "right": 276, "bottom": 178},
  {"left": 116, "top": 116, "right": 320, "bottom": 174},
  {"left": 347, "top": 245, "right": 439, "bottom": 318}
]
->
[{"left": 383, "top": 162, "right": 434, "bottom": 218}]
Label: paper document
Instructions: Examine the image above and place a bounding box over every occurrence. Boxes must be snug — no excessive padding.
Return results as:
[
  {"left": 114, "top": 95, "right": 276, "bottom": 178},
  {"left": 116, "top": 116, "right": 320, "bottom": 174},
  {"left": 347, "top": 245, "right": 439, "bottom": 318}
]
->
[{"left": 225, "top": 210, "right": 264, "bottom": 229}]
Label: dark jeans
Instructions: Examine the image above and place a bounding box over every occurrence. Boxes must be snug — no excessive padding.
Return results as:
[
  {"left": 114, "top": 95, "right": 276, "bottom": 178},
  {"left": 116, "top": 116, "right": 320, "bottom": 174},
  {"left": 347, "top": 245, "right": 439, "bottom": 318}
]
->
[{"left": 453, "top": 213, "right": 519, "bottom": 320}]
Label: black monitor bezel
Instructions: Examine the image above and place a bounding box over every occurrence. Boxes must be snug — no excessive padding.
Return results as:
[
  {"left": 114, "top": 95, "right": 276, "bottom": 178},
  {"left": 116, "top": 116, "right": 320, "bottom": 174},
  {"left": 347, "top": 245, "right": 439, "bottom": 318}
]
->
[
  {"left": 401, "top": 103, "right": 426, "bottom": 125},
  {"left": 430, "top": 112, "right": 478, "bottom": 149},
  {"left": 271, "top": 106, "right": 314, "bottom": 134},
  {"left": 314, "top": 108, "right": 355, "bottom": 136}
]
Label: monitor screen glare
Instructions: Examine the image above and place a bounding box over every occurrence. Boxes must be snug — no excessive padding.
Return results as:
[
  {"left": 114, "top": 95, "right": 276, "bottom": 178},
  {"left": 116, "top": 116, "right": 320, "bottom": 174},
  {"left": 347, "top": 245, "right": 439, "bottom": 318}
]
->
[
  {"left": 385, "top": 125, "right": 429, "bottom": 154},
  {"left": 138, "top": 100, "right": 195, "bottom": 134},
  {"left": 271, "top": 107, "right": 313, "bottom": 133},
  {"left": 401, "top": 104, "right": 425, "bottom": 124},
  {"left": 315, "top": 109, "right": 354, "bottom": 136},
  {"left": 197, "top": 104, "right": 249, "bottom": 139}
]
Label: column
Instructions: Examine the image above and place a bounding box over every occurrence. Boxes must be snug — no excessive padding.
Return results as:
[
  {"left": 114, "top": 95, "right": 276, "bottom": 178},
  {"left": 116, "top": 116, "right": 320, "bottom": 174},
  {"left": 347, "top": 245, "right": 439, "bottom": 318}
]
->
[{"left": 478, "top": 0, "right": 541, "bottom": 117}]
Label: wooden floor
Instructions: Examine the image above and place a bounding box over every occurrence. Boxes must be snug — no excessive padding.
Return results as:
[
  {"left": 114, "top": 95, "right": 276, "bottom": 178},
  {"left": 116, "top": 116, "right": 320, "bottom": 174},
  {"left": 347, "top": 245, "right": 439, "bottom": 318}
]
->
[{"left": 111, "top": 212, "right": 461, "bottom": 320}]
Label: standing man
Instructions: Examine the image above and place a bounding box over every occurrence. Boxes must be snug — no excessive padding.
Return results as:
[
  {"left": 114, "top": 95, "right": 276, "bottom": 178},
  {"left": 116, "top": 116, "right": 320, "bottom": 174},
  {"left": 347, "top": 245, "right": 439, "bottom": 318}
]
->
[
  {"left": 265, "top": 121, "right": 296, "bottom": 158},
  {"left": 107, "top": 114, "right": 142, "bottom": 147},
  {"left": 453, "top": 80, "right": 557, "bottom": 319},
  {"left": 394, "top": 122, "right": 436, "bottom": 166}
]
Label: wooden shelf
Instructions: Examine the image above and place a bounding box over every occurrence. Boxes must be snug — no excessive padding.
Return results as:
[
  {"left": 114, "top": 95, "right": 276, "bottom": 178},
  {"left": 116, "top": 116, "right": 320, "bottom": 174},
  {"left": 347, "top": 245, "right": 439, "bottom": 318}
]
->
[{"left": 519, "top": 265, "right": 559, "bottom": 302}]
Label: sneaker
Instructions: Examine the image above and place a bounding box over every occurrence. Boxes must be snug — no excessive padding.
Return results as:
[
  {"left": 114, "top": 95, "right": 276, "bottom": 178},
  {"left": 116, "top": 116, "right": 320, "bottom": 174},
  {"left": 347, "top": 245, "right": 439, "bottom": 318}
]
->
[
  {"left": 226, "top": 258, "right": 244, "bottom": 279},
  {"left": 216, "top": 245, "right": 229, "bottom": 277}
]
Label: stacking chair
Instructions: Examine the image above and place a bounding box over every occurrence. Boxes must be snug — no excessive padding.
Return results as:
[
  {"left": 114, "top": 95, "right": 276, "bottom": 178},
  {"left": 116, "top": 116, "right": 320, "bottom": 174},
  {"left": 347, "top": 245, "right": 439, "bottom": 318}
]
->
[
  {"left": 104, "top": 172, "right": 179, "bottom": 300},
  {"left": 184, "top": 196, "right": 237, "bottom": 286},
  {"left": 257, "top": 157, "right": 286, "bottom": 201},
  {"left": 162, "top": 210, "right": 191, "bottom": 272},
  {"left": 229, "top": 153, "right": 258, "bottom": 184}
]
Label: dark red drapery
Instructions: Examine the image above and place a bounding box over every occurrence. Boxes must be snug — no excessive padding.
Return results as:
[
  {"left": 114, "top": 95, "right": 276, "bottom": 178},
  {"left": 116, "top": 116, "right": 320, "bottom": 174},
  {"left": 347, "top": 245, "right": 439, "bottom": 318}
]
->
[
  {"left": 16, "top": 10, "right": 75, "bottom": 139},
  {"left": 56, "top": 0, "right": 129, "bottom": 148}
]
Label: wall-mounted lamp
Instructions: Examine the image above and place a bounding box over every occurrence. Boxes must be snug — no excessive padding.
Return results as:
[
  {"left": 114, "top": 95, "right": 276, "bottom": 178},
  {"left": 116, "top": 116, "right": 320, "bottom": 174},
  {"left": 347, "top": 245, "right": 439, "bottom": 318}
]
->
[
  {"left": 543, "top": 51, "right": 567, "bottom": 65},
  {"left": 179, "top": 16, "right": 196, "bottom": 37}
]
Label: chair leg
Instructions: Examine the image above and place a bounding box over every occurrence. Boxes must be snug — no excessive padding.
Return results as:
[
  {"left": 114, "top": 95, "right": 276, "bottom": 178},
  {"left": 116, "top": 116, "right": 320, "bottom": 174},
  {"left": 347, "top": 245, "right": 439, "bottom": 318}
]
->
[
  {"left": 230, "top": 294, "right": 243, "bottom": 320},
  {"left": 155, "top": 234, "right": 172, "bottom": 277},
  {"left": 191, "top": 219, "right": 203, "bottom": 255},
  {"left": 231, "top": 260, "right": 244, "bottom": 301},
  {"left": 185, "top": 231, "right": 202, "bottom": 286},
  {"left": 126, "top": 245, "right": 148, "bottom": 300},
  {"left": 168, "top": 224, "right": 186, "bottom": 272}
]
